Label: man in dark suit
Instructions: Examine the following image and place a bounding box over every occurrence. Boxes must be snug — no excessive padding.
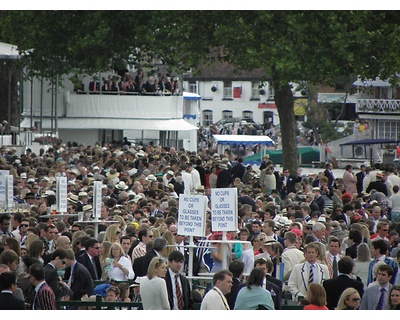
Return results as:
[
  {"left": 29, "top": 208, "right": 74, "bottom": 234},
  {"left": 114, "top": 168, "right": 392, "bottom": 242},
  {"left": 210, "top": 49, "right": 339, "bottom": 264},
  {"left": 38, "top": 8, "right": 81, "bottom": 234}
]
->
[
  {"left": 265, "top": 258, "right": 283, "bottom": 293},
  {"left": 164, "top": 251, "right": 194, "bottom": 310},
  {"left": 76, "top": 238, "right": 102, "bottom": 281},
  {"left": 230, "top": 157, "right": 245, "bottom": 180},
  {"left": 216, "top": 163, "right": 232, "bottom": 188},
  {"left": 195, "top": 159, "right": 207, "bottom": 187},
  {"left": 142, "top": 237, "right": 167, "bottom": 274},
  {"left": 312, "top": 187, "right": 325, "bottom": 213},
  {"left": 345, "top": 230, "right": 362, "bottom": 259},
  {"left": 44, "top": 249, "right": 68, "bottom": 300},
  {"left": 324, "top": 162, "right": 336, "bottom": 188},
  {"left": 254, "top": 258, "right": 282, "bottom": 310},
  {"left": 0, "top": 272, "right": 25, "bottom": 310},
  {"left": 356, "top": 164, "right": 366, "bottom": 194},
  {"left": 225, "top": 260, "right": 244, "bottom": 309},
  {"left": 238, "top": 189, "right": 256, "bottom": 212},
  {"left": 323, "top": 256, "right": 364, "bottom": 310},
  {"left": 88, "top": 76, "right": 100, "bottom": 92},
  {"left": 277, "top": 168, "right": 301, "bottom": 202},
  {"left": 63, "top": 249, "right": 94, "bottom": 301}
]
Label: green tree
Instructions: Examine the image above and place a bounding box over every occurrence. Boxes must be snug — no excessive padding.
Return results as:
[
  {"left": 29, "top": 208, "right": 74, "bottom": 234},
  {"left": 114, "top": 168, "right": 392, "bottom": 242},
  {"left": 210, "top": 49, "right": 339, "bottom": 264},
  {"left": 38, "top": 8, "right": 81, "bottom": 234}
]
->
[{"left": 2, "top": 11, "right": 400, "bottom": 173}]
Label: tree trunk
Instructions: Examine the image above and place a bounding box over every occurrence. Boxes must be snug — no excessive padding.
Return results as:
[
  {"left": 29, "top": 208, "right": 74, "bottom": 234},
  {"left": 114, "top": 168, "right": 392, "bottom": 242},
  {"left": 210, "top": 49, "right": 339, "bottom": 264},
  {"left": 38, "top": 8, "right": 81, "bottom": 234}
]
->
[{"left": 274, "top": 80, "right": 298, "bottom": 174}]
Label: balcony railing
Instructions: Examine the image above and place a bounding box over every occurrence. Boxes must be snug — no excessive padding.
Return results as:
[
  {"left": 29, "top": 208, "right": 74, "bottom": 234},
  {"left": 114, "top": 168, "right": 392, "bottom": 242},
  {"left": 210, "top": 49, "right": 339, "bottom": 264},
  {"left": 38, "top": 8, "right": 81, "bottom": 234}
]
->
[{"left": 356, "top": 99, "right": 400, "bottom": 113}]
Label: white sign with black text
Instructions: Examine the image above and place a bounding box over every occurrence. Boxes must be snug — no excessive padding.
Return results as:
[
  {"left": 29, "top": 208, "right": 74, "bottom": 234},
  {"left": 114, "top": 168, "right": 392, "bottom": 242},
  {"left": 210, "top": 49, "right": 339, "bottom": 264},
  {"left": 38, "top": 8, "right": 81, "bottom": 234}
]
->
[
  {"left": 178, "top": 194, "right": 207, "bottom": 237},
  {"left": 211, "top": 188, "right": 238, "bottom": 231}
]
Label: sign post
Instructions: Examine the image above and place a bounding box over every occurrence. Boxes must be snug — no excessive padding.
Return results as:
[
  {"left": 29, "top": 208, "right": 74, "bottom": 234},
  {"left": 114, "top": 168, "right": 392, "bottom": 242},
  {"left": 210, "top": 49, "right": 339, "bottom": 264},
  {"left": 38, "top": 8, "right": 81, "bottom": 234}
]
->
[
  {"left": 211, "top": 188, "right": 238, "bottom": 270},
  {"left": 56, "top": 176, "right": 68, "bottom": 214},
  {"left": 178, "top": 194, "right": 207, "bottom": 279}
]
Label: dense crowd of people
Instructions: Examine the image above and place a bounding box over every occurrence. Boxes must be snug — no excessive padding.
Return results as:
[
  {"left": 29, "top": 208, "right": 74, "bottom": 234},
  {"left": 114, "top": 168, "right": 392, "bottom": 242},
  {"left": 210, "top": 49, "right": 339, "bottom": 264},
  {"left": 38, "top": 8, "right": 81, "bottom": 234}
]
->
[{"left": 0, "top": 141, "right": 400, "bottom": 310}]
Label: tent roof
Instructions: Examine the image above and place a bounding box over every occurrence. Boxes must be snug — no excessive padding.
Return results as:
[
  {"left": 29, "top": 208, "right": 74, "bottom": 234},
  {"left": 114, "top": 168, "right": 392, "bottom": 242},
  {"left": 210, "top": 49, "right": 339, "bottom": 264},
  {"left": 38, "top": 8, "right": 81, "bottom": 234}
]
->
[
  {"left": 21, "top": 118, "right": 198, "bottom": 131},
  {"left": 0, "top": 42, "right": 20, "bottom": 60},
  {"left": 340, "top": 139, "right": 398, "bottom": 146},
  {"left": 212, "top": 134, "right": 274, "bottom": 146}
]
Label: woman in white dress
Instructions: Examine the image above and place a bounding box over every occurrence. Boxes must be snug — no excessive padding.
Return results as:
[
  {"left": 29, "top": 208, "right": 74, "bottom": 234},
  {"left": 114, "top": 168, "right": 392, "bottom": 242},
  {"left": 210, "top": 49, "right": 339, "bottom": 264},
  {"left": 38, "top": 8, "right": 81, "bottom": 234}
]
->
[
  {"left": 104, "top": 242, "right": 135, "bottom": 281},
  {"left": 139, "top": 257, "right": 170, "bottom": 310}
]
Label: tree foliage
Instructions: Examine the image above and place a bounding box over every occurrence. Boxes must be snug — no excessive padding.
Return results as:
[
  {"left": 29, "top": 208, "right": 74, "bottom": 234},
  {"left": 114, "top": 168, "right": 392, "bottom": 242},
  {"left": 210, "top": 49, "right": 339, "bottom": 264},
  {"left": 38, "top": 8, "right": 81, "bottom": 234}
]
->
[{"left": 2, "top": 11, "right": 400, "bottom": 171}]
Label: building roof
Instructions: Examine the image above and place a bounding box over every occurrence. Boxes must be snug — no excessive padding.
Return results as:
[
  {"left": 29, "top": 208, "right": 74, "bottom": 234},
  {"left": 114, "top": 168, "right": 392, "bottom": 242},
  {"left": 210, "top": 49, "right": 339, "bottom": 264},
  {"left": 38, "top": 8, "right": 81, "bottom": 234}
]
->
[{"left": 183, "top": 61, "right": 271, "bottom": 81}]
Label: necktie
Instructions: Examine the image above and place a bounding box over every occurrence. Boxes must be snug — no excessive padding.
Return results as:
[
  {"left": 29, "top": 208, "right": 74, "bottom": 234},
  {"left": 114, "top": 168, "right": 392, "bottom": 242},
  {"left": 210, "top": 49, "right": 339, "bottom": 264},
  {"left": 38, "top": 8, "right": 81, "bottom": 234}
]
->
[
  {"left": 175, "top": 274, "right": 184, "bottom": 310},
  {"left": 332, "top": 256, "right": 338, "bottom": 278},
  {"left": 91, "top": 258, "right": 98, "bottom": 280},
  {"left": 308, "top": 265, "right": 314, "bottom": 285},
  {"left": 376, "top": 288, "right": 386, "bottom": 310}
]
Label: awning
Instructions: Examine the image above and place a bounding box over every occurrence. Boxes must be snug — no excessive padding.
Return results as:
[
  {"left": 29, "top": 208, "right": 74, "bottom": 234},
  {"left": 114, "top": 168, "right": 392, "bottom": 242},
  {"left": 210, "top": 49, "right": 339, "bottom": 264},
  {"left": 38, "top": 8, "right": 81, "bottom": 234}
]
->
[
  {"left": 20, "top": 118, "right": 198, "bottom": 131},
  {"left": 213, "top": 134, "right": 274, "bottom": 146},
  {"left": 0, "top": 42, "right": 20, "bottom": 60},
  {"left": 183, "top": 92, "right": 201, "bottom": 100}
]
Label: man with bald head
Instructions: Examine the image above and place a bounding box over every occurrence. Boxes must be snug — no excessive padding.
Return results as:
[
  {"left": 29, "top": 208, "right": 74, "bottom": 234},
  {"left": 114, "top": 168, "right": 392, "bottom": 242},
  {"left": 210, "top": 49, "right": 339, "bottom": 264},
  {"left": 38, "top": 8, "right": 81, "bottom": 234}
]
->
[{"left": 57, "top": 236, "right": 72, "bottom": 250}]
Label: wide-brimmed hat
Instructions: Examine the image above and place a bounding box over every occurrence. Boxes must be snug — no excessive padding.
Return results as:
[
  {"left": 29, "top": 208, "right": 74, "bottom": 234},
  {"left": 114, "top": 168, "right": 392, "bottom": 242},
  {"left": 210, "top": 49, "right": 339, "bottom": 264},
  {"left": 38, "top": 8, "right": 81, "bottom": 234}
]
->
[
  {"left": 131, "top": 195, "right": 143, "bottom": 203},
  {"left": 166, "top": 170, "right": 174, "bottom": 176},
  {"left": 137, "top": 150, "right": 146, "bottom": 157},
  {"left": 20, "top": 172, "right": 27, "bottom": 179},
  {"left": 115, "top": 181, "right": 128, "bottom": 190},
  {"left": 263, "top": 236, "right": 278, "bottom": 246},
  {"left": 128, "top": 168, "right": 138, "bottom": 176},
  {"left": 196, "top": 185, "right": 205, "bottom": 192},
  {"left": 106, "top": 169, "right": 120, "bottom": 179},
  {"left": 146, "top": 174, "right": 157, "bottom": 182},
  {"left": 78, "top": 191, "right": 88, "bottom": 197}
]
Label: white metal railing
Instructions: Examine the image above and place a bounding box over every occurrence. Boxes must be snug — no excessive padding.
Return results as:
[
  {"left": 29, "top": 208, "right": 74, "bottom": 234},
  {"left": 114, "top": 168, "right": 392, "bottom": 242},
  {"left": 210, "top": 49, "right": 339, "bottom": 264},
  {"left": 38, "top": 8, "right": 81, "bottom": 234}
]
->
[{"left": 356, "top": 99, "right": 400, "bottom": 112}]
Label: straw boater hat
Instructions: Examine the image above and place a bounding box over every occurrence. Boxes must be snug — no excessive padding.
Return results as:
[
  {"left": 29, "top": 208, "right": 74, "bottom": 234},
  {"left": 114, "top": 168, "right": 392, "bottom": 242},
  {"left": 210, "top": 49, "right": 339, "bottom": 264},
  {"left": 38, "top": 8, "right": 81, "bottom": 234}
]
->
[
  {"left": 106, "top": 168, "right": 120, "bottom": 179},
  {"left": 167, "top": 183, "right": 175, "bottom": 190},
  {"left": 196, "top": 185, "right": 205, "bottom": 192},
  {"left": 68, "top": 194, "right": 79, "bottom": 203},
  {"left": 82, "top": 204, "right": 93, "bottom": 212},
  {"left": 220, "top": 163, "right": 228, "bottom": 170}
]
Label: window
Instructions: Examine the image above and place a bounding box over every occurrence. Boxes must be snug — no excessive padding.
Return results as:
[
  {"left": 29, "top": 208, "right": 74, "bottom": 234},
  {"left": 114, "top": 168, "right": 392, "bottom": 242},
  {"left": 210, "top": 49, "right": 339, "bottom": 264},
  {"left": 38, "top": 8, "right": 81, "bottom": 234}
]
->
[
  {"left": 252, "top": 82, "right": 260, "bottom": 98},
  {"left": 224, "top": 81, "right": 232, "bottom": 99},
  {"left": 222, "top": 110, "right": 233, "bottom": 120},
  {"left": 268, "top": 82, "right": 275, "bottom": 101},
  {"left": 242, "top": 111, "right": 253, "bottom": 119},
  {"left": 188, "top": 81, "right": 197, "bottom": 94},
  {"left": 202, "top": 110, "right": 213, "bottom": 127},
  {"left": 378, "top": 121, "right": 400, "bottom": 140}
]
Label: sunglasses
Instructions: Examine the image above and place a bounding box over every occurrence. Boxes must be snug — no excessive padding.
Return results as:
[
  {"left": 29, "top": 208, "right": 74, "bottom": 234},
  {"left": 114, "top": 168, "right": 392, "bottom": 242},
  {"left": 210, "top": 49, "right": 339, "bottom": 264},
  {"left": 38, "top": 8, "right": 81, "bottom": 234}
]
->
[
  {"left": 21, "top": 224, "right": 29, "bottom": 227},
  {"left": 350, "top": 298, "right": 360, "bottom": 302}
]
